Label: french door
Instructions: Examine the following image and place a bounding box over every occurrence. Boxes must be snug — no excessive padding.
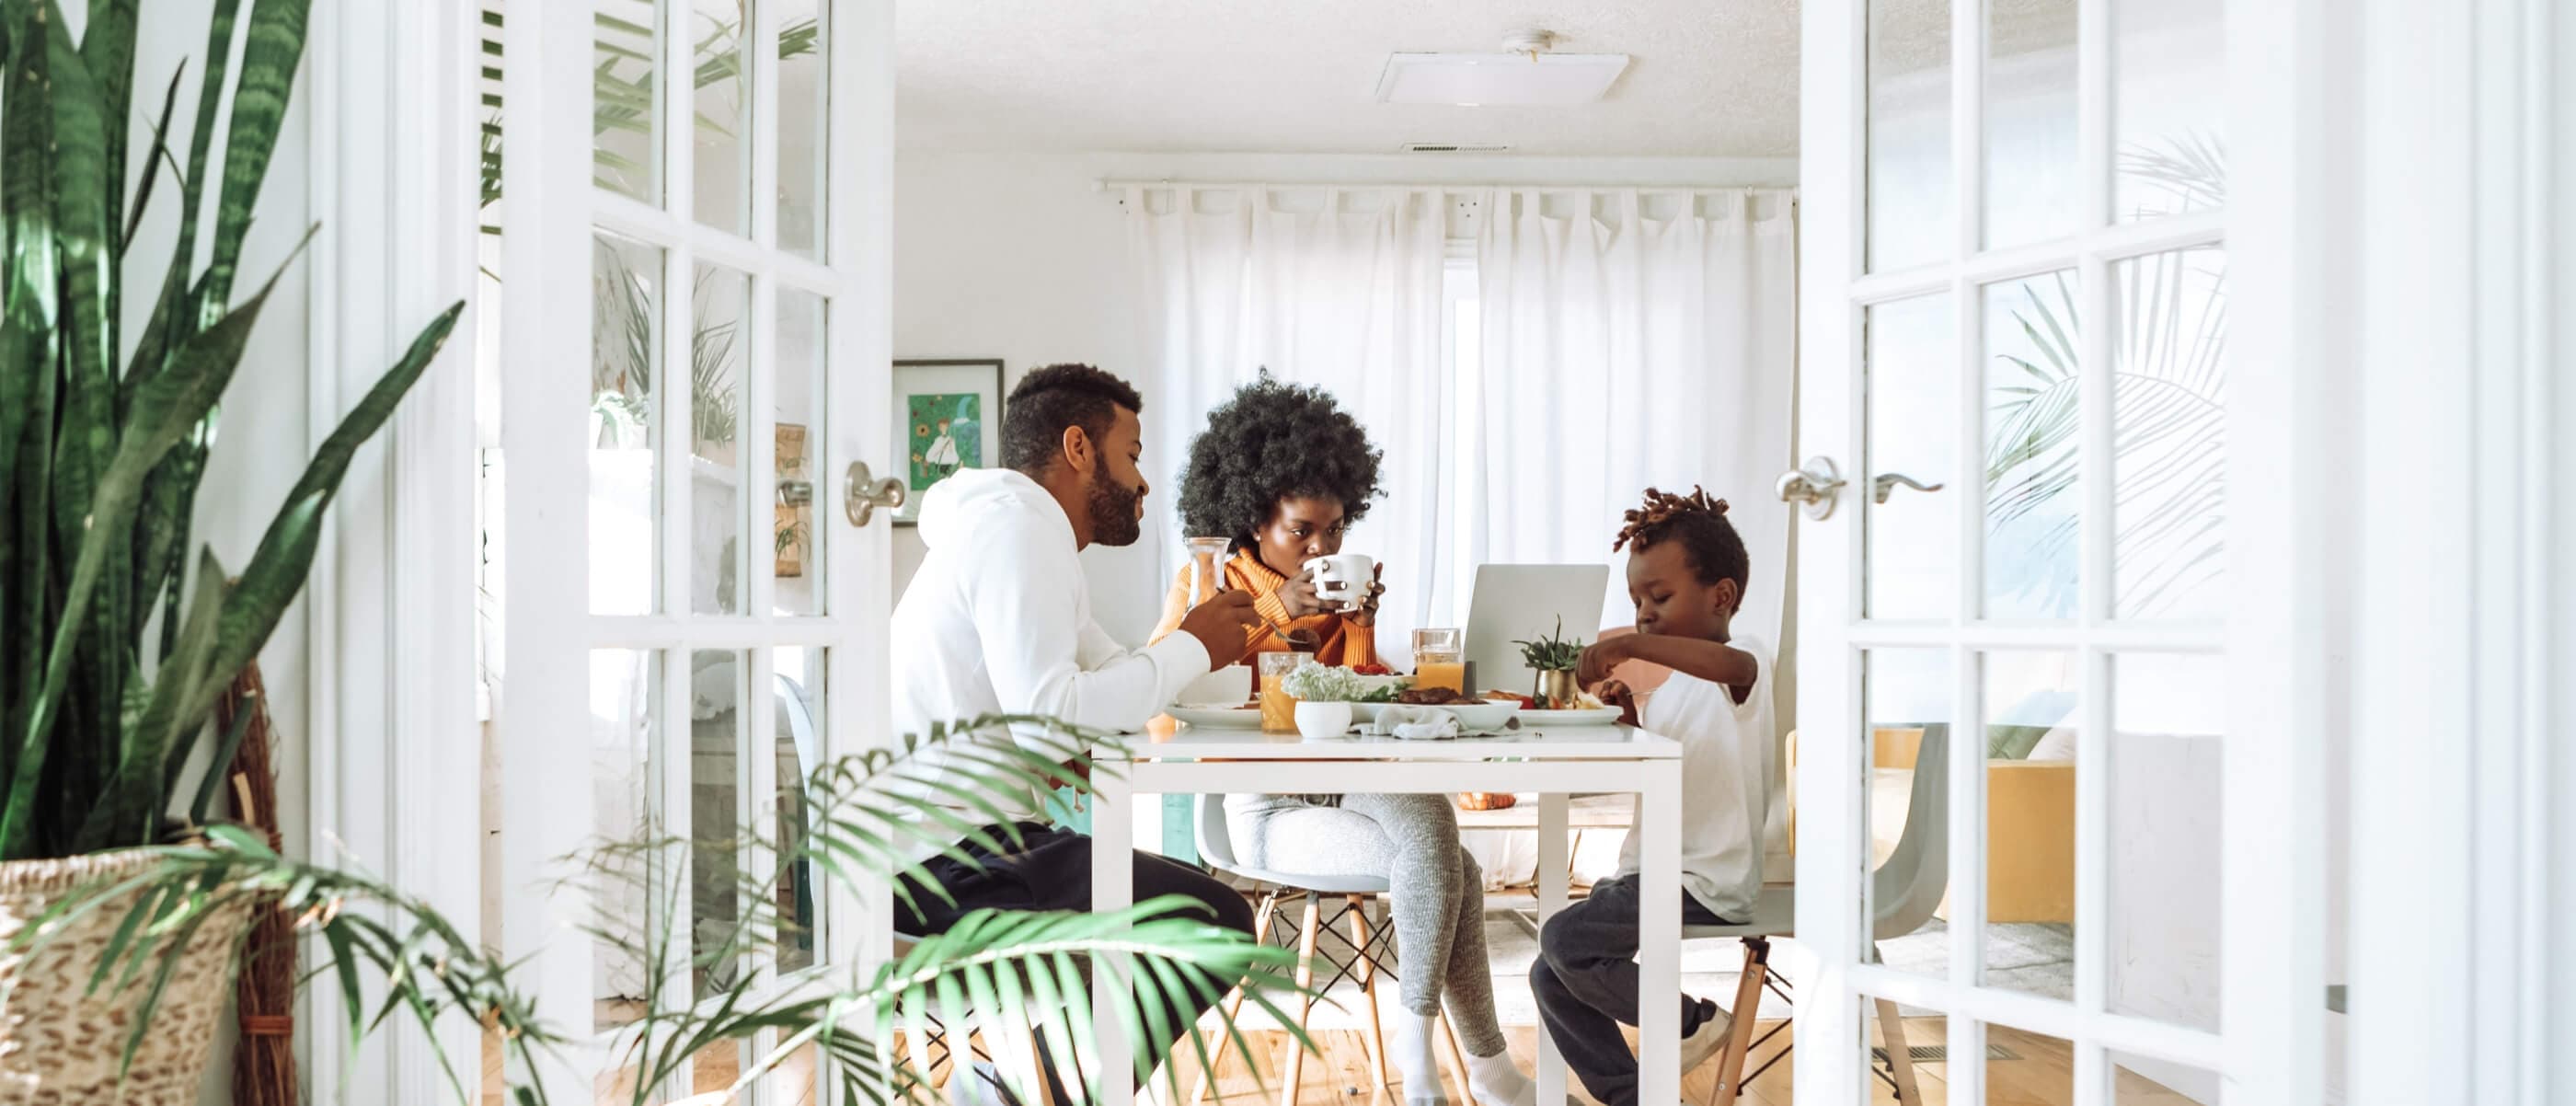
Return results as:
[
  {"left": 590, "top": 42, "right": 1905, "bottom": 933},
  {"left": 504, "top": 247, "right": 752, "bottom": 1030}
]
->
[
  {"left": 495, "top": 0, "right": 895, "bottom": 1101},
  {"left": 1790, "top": 1, "right": 2300, "bottom": 1104}
]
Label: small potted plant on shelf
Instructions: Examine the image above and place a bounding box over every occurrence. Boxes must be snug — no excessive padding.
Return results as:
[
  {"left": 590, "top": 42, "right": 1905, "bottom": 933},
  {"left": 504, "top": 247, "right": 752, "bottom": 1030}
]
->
[{"left": 1513, "top": 616, "right": 1588, "bottom": 709}]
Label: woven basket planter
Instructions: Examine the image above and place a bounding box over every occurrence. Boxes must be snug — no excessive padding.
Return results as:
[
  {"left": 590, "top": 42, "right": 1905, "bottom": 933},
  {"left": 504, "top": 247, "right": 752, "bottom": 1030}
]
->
[{"left": 0, "top": 849, "right": 253, "bottom": 1104}]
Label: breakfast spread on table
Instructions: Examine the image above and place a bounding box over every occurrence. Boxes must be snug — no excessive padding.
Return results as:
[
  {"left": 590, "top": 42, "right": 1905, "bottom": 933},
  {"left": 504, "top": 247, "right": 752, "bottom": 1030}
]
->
[{"left": 1173, "top": 657, "right": 1622, "bottom": 732}]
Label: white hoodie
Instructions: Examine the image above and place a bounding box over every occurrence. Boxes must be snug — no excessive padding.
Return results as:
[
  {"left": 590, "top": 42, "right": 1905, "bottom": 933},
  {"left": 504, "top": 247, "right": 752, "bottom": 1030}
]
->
[{"left": 890, "top": 468, "right": 1212, "bottom": 850}]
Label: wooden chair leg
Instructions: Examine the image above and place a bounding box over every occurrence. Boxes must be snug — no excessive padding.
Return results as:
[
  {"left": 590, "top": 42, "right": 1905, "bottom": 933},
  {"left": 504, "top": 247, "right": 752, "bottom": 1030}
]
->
[
  {"left": 1711, "top": 938, "right": 1770, "bottom": 1106},
  {"left": 1192, "top": 891, "right": 1280, "bottom": 1106},
  {"left": 1277, "top": 893, "right": 1325, "bottom": 1106},
  {"left": 1872, "top": 997, "right": 1924, "bottom": 1106},
  {"left": 1438, "top": 1011, "right": 1473, "bottom": 1102},
  {"left": 1349, "top": 894, "right": 1394, "bottom": 1095}
]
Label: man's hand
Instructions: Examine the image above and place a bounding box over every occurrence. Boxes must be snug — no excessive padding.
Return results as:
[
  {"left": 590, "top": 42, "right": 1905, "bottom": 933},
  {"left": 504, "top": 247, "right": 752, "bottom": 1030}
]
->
[
  {"left": 1576, "top": 636, "right": 1633, "bottom": 686},
  {"left": 1178, "top": 590, "right": 1262, "bottom": 668}
]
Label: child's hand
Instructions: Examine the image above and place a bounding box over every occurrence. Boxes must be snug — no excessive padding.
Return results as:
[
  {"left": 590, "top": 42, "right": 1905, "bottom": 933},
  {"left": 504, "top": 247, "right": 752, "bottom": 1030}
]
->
[
  {"left": 1576, "top": 637, "right": 1632, "bottom": 685},
  {"left": 1593, "top": 678, "right": 1643, "bottom": 728}
]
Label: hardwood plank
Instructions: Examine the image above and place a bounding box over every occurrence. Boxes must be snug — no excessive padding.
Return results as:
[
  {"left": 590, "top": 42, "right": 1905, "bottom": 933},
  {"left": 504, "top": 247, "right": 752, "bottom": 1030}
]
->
[{"left": 480, "top": 1018, "right": 2123, "bottom": 1106}]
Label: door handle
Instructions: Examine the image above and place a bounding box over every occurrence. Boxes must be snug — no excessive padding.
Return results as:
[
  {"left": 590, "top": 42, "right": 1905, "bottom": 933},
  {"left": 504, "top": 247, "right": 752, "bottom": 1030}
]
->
[
  {"left": 776, "top": 479, "right": 814, "bottom": 508},
  {"left": 1870, "top": 473, "right": 1946, "bottom": 503},
  {"left": 1776, "top": 456, "right": 1847, "bottom": 520},
  {"left": 844, "top": 461, "right": 905, "bottom": 525}
]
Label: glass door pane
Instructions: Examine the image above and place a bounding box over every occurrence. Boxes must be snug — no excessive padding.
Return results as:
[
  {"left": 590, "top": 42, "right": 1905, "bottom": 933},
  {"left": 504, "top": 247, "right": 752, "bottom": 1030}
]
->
[
  {"left": 1981, "top": 271, "right": 2081, "bottom": 620},
  {"left": 1868, "top": 0, "right": 1953, "bottom": 272}
]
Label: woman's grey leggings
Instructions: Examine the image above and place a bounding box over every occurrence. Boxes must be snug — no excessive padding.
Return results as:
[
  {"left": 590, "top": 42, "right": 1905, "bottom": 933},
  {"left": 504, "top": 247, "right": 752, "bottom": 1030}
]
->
[{"left": 1225, "top": 792, "right": 1505, "bottom": 1057}]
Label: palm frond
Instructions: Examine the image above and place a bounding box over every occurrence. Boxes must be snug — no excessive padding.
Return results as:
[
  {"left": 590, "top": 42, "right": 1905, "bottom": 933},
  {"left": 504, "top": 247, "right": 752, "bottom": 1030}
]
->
[
  {"left": 567, "top": 715, "right": 1311, "bottom": 1106},
  {"left": 1982, "top": 144, "right": 2228, "bottom": 617}
]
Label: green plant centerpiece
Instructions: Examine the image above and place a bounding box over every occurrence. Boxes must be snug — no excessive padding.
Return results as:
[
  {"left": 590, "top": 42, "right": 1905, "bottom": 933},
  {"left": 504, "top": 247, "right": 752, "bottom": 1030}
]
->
[{"left": 1512, "top": 617, "right": 1587, "bottom": 709}]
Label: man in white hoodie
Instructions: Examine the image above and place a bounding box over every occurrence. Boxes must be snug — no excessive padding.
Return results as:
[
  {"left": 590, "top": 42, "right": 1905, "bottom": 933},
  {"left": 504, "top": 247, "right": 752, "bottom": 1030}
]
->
[{"left": 889, "top": 364, "right": 1263, "bottom": 1094}]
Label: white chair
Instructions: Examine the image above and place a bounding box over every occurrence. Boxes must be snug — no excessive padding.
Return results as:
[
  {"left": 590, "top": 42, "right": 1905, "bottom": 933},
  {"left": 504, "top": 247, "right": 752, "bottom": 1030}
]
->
[
  {"left": 1684, "top": 723, "right": 1949, "bottom": 1106},
  {"left": 1190, "top": 794, "right": 1474, "bottom": 1106}
]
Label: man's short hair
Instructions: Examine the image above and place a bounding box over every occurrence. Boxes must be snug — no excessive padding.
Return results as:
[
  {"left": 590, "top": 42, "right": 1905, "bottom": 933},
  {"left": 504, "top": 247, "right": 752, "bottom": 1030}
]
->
[{"left": 1001, "top": 363, "right": 1144, "bottom": 476}]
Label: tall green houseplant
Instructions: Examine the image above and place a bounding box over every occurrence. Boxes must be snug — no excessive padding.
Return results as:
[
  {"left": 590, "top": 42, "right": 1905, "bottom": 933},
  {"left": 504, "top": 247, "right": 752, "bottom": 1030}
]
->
[{"left": 0, "top": 1, "right": 546, "bottom": 1100}]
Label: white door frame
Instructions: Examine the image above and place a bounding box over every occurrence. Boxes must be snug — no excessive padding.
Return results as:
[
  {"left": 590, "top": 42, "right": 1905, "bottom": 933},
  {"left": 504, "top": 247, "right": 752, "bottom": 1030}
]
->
[
  {"left": 2344, "top": 1, "right": 2566, "bottom": 1104},
  {"left": 305, "top": 1, "right": 489, "bottom": 1100},
  {"left": 1793, "top": 0, "right": 2308, "bottom": 1103}
]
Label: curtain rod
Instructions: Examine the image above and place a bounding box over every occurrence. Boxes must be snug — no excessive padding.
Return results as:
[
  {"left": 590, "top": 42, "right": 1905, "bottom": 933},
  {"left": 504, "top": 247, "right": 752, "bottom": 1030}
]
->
[{"left": 1093, "top": 178, "right": 1798, "bottom": 197}]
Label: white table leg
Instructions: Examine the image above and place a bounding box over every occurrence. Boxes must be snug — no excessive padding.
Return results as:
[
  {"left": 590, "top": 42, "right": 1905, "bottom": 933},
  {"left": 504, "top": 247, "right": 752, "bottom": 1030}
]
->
[
  {"left": 1094, "top": 770, "right": 1136, "bottom": 1106},
  {"left": 1637, "top": 774, "right": 1683, "bottom": 1106},
  {"left": 1535, "top": 791, "right": 1570, "bottom": 1106}
]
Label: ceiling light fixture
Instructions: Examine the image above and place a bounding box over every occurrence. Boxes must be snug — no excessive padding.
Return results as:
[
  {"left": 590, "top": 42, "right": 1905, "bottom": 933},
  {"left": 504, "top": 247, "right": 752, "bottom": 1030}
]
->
[{"left": 1374, "top": 28, "right": 1630, "bottom": 106}]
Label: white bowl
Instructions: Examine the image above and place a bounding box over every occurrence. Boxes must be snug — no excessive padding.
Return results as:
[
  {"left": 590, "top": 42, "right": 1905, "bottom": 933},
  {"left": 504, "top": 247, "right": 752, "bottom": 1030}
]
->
[
  {"left": 1435, "top": 701, "right": 1517, "bottom": 732},
  {"left": 1294, "top": 700, "right": 1354, "bottom": 739},
  {"left": 1175, "top": 664, "right": 1253, "bottom": 709}
]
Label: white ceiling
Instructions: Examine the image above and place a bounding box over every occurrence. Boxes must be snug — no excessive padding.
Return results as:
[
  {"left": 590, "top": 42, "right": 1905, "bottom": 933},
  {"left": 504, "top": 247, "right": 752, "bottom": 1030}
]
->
[{"left": 893, "top": 0, "right": 1804, "bottom": 157}]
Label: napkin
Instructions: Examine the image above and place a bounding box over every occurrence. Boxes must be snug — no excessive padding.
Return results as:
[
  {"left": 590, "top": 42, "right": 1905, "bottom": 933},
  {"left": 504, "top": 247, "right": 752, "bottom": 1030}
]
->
[{"left": 1362, "top": 706, "right": 1461, "bottom": 741}]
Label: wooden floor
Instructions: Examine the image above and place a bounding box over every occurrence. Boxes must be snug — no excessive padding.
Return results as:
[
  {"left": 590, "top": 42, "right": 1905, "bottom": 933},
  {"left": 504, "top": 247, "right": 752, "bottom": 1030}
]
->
[{"left": 483, "top": 1020, "right": 2203, "bottom": 1106}]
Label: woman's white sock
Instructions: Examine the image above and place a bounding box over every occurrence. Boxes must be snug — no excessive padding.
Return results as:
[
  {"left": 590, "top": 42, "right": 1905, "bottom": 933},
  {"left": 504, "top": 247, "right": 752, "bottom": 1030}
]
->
[
  {"left": 1391, "top": 1013, "right": 1444, "bottom": 1100},
  {"left": 1464, "top": 1047, "right": 1535, "bottom": 1106}
]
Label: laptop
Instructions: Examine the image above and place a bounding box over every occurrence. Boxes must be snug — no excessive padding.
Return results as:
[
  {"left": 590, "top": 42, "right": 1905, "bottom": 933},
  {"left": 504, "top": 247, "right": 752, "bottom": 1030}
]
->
[{"left": 1462, "top": 564, "right": 1613, "bottom": 697}]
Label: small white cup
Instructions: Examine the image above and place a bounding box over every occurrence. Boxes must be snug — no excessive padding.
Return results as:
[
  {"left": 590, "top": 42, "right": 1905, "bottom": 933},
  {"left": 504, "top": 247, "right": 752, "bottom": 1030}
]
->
[
  {"left": 1302, "top": 554, "right": 1376, "bottom": 610},
  {"left": 1294, "top": 700, "right": 1354, "bottom": 740}
]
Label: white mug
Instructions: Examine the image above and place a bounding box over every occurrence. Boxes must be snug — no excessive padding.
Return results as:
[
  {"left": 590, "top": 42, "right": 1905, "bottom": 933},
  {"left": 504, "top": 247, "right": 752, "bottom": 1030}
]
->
[{"left": 1303, "top": 554, "right": 1376, "bottom": 610}]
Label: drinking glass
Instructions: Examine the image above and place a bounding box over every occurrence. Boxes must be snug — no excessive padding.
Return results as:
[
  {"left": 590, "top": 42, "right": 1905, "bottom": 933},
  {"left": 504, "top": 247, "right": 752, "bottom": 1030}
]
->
[
  {"left": 1185, "top": 536, "right": 1232, "bottom": 605},
  {"left": 1412, "top": 628, "right": 1465, "bottom": 693},
  {"left": 1258, "top": 651, "right": 1312, "bottom": 734}
]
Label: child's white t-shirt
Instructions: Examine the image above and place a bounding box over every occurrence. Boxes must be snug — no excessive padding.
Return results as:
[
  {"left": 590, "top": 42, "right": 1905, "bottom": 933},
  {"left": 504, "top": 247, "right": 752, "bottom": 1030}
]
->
[{"left": 1616, "top": 634, "right": 1777, "bottom": 921}]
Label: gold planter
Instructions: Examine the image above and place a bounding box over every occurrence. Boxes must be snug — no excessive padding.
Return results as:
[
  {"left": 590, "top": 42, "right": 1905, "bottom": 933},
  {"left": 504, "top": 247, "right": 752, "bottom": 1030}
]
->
[{"left": 1533, "top": 669, "right": 1580, "bottom": 710}]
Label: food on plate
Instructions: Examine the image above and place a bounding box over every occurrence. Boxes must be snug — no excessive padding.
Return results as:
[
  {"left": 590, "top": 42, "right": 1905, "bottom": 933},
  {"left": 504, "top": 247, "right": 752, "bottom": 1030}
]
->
[
  {"left": 1456, "top": 792, "right": 1518, "bottom": 812},
  {"left": 1396, "top": 686, "right": 1473, "bottom": 706},
  {"left": 1482, "top": 691, "right": 1537, "bottom": 710},
  {"left": 1351, "top": 662, "right": 1395, "bottom": 676}
]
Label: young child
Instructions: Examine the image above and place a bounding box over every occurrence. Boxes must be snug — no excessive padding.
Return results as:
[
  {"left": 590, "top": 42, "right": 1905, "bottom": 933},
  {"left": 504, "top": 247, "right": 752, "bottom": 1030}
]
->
[{"left": 1528, "top": 487, "right": 1777, "bottom": 1106}]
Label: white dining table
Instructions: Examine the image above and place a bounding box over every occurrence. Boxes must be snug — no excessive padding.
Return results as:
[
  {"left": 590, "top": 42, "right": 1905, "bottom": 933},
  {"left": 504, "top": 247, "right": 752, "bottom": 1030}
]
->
[{"left": 1088, "top": 723, "right": 1688, "bottom": 1106}]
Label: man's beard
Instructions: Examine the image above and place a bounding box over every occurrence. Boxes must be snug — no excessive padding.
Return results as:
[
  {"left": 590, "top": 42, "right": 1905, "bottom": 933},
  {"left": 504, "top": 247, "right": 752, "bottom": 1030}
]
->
[{"left": 1087, "top": 455, "right": 1144, "bottom": 547}]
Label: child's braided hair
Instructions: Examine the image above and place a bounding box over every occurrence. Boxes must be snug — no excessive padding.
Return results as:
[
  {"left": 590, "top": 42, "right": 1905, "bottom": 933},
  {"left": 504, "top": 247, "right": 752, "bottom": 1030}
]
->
[{"left": 1614, "top": 486, "right": 1750, "bottom": 594}]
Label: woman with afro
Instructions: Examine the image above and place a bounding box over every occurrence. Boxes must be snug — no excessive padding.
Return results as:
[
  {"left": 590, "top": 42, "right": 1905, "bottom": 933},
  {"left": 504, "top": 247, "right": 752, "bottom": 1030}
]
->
[{"left": 1148, "top": 374, "right": 1537, "bottom": 1106}]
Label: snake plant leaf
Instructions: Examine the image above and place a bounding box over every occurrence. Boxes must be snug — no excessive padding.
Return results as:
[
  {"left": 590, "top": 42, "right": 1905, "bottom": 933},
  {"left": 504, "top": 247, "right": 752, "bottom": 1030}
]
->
[
  {"left": 8, "top": 255, "right": 294, "bottom": 857},
  {"left": 119, "top": 63, "right": 183, "bottom": 259},
  {"left": 188, "top": 300, "right": 462, "bottom": 718},
  {"left": 43, "top": 15, "right": 130, "bottom": 817},
  {"left": 78, "top": 300, "right": 460, "bottom": 849},
  {"left": 199, "top": 0, "right": 308, "bottom": 314},
  {"left": 80, "top": 0, "right": 139, "bottom": 243},
  {"left": 0, "top": 3, "right": 62, "bottom": 833}
]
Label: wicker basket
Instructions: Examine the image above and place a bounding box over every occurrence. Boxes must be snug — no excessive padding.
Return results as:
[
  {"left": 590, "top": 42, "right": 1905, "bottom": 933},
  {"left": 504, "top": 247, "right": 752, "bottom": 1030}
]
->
[{"left": 0, "top": 849, "right": 253, "bottom": 1104}]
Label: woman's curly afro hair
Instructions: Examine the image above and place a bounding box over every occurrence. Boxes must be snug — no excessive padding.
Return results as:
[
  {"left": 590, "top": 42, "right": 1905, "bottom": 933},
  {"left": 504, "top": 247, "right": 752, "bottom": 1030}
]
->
[{"left": 1178, "top": 373, "right": 1385, "bottom": 551}]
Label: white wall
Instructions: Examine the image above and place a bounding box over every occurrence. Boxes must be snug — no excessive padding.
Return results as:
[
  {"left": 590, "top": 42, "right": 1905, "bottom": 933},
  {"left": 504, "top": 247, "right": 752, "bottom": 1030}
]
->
[{"left": 891, "top": 150, "right": 1798, "bottom": 643}]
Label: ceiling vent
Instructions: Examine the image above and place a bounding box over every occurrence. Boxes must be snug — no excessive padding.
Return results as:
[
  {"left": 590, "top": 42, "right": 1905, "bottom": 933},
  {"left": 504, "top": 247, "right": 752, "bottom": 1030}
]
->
[
  {"left": 1374, "top": 29, "right": 1629, "bottom": 106},
  {"left": 1403, "top": 142, "right": 1513, "bottom": 154}
]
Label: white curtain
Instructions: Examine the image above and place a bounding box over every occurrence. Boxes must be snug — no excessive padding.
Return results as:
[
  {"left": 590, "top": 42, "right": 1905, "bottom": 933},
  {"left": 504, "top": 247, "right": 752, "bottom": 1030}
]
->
[
  {"left": 1125, "top": 186, "right": 1448, "bottom": 652},
  {"left": 1469, "top": 188, "right": 1798, "bottom": 648}
]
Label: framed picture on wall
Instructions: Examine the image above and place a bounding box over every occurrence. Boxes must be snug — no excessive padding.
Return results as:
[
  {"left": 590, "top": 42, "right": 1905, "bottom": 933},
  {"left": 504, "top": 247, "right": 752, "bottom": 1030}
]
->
[{"left": 891, "top": 359, "right": 1005, "bottom": 525}]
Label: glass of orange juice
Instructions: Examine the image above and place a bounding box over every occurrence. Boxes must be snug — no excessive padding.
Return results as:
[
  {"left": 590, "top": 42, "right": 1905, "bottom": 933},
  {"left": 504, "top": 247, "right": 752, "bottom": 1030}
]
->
[
  {"left": 1259, "top": 651, "right": 1312, "bottom": 733},
  {"left": 1412, "top": 628, "right": 1465, "bottom": 694}
]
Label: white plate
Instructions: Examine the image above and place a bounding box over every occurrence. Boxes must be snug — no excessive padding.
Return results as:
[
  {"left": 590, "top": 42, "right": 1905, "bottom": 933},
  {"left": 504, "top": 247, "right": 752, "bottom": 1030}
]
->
[
  {"left": 1169, "top": 706, "right": 1264, "bottom": 730},
  {"left": 1515, "top": 707, "right": 1625, "bottom": 727}
]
